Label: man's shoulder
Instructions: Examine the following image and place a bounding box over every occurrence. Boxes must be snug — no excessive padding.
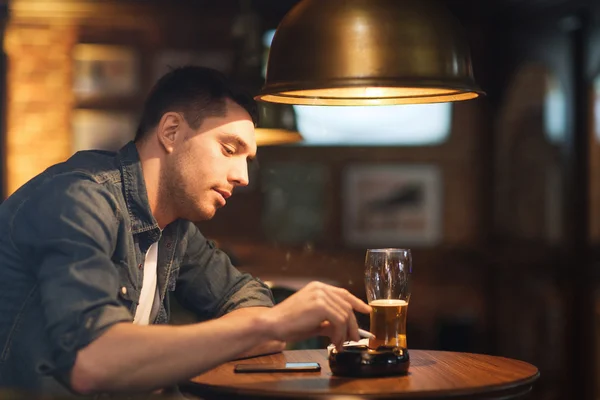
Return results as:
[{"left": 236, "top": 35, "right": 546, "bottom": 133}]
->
[
  {"left": 28, "top": 150, "right": 124, "bottom": 196},
  {"left": 1, "top": 151, "right": 124, "bottom": 214},
  {"left": 51, "top": 149, "right": 122, "bottom": 185}
]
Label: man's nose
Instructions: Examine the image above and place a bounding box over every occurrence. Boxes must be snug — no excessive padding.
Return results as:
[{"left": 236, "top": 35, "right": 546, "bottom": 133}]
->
[{"left": 230, "top": 161, "right": 249, "bottom": 187}]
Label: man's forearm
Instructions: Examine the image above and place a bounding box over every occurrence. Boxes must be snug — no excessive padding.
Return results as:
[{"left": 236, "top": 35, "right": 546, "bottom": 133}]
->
[
  {"left": 220, "top": 307, "right": 286, "bottom": 358},
  {"left": 234, "top": 339, "right": 286, "bottom": 359},
  {"left": 71, "top": 313, "right": 273, "bottom": 394}
]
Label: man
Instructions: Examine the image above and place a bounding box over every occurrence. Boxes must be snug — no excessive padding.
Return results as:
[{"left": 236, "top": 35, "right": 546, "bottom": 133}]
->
[{"left": 0, "top": 66, "right": 370, "bottom": 396}]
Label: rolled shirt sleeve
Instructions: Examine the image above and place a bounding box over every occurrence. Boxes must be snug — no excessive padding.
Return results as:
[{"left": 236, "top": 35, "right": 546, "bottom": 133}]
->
[
  {"left": 10, "top": 174, "right": 134, "bottom": 383},
  {"left": 174, "top": 223, "right": 274, "bottom": 320}
]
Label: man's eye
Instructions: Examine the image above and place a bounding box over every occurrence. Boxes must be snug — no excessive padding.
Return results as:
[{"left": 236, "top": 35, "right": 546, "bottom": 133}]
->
[{"left": 223, "top": 145, "right": 235, "bottom": 155}]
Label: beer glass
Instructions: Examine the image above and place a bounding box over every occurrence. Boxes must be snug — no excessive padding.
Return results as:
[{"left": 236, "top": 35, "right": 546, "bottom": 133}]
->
[{"left": 365, "top": 248, "right": 412, "bottom": 348}]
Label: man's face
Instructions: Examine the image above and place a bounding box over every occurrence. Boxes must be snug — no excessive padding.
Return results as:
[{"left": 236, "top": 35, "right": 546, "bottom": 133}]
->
[{"left": 162, "top": 99, "right": 257, "bottom": 222}]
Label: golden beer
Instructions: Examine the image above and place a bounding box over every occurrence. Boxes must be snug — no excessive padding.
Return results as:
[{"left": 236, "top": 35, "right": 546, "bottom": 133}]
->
[{"left": 368, "top": 299, "right": 408, "bottom": 348}]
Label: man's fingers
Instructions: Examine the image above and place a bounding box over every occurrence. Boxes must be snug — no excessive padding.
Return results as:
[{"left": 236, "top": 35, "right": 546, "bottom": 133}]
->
[
  {"left": 310, "top": 284, "right": 370, "bottom": 344},
  {"left": 334, "top": 287, "right": 371, "bottom": 314},
  {"left": 346, "top": 315, "right": 360, "bottom": 343},
  {"left": 315, "top": 291, "right": 346, "bottom": 326},
  {"left": 320, "top": 320, "right": 331, "bottom": 330},
  {"left": 306, "top": 282, "right": 370, "bottom": 314},
  {"left": 328, "top": 289, "right": 361, "bottom": 342},
  {"left": 272, "top": 282, "right": 371, "bottom": 346},
  {"left": 319, "top": 293, "right": 350, "bottom": 346}
]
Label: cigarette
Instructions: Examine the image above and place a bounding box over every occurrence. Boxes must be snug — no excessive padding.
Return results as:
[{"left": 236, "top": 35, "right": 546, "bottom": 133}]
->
[{"left": 358, "top": 328, "right": 375, "bottom": 339}]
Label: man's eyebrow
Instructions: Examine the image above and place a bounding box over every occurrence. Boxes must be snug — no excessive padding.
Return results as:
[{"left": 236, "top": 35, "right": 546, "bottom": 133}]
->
[{"left": 222, "top": 132, "right": 256, "bottom": 163}]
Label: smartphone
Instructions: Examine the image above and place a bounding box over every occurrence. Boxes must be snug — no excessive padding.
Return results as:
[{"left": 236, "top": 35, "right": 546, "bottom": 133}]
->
[{"left": 234, "top": 362, "right": 321, "bottom": 373}]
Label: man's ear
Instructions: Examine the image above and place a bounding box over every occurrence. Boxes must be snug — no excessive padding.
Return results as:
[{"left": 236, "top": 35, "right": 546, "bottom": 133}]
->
[{"left": 156, "top": 112, "right": 183, "bottom": 153}]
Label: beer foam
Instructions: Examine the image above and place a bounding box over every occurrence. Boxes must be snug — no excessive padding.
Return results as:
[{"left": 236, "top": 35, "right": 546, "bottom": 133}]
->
[{"left": 369, "top": 299, "right": 408, "bottom": 306}]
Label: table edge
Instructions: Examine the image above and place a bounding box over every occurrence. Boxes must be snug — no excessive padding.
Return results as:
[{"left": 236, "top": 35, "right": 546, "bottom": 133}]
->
[
  {"left": 186, "top": 371, "right": 540, "bottom": 399},
  {"left": 187, "top": 349, "right": 541, "bottom": 399}
]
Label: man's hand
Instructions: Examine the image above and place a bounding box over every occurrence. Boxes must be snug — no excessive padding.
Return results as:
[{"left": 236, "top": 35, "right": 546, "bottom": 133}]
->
[{"left": 261, "top": 281, "right": 371, "bottom": 349}]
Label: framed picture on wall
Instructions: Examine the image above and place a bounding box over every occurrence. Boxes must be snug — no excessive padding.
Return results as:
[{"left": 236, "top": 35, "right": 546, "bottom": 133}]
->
[
  {"left": 342, "top": 164, "right": 442, "bottom": 247},
  {"left": 71, "top": 110, "right": 137, "bottom": 152},
  {"left": 73, "top": 44, "right": 140, "bottom": 98}
]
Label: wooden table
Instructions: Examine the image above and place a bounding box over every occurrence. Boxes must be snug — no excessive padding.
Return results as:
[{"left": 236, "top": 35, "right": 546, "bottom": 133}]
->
[{"left": 185, "top": 349, "right": 540, "bottom": 399}]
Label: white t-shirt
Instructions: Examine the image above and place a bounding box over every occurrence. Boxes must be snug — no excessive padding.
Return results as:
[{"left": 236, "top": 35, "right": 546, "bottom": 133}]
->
[{"left": 133, "top": 242, "right": 160, "bottom": 325}]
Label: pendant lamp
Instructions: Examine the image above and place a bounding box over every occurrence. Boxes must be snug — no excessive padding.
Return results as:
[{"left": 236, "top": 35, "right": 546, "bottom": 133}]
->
[
  {"left": 255, "top": 0, "right": 484, "bottom": 106},
  {"left": 254, "top": 128, "right": 303, "bottom": 146}
]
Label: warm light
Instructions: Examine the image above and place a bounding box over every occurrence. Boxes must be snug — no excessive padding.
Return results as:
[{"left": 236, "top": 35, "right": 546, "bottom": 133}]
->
[
  {"left": 254, "top": 128, "right": 302, "bottom": 146},
  {"left": 258, "top": 87, "right": 479, "bottom": 106}
]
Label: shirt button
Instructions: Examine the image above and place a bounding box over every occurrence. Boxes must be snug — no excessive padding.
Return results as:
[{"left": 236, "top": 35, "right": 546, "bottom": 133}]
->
[
  {"left": 121, "top": 286, "right": 127, "bottom": 295},
  {"left": 138, "top": 263, "right": 142, "bottom": 270}
]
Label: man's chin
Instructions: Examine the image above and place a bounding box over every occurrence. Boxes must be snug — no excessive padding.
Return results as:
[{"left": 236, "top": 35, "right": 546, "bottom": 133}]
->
[{"left": 191, "top": 206, "right": 217, "bottom": 222}]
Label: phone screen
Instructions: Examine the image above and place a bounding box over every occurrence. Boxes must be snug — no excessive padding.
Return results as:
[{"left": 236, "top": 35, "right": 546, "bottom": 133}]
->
[{"left": 234, "top": 362, "right": 321, "bottom": 373}]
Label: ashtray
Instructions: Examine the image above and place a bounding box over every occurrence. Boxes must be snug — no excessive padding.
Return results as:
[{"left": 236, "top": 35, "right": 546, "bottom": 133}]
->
[{"left": 328, "top": 344, "right": 410, "bottom": 377}]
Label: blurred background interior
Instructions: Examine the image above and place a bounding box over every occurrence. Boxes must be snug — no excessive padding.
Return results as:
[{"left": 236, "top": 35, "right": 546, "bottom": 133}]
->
[{"left": 0, "top": 0, "right": 599, "bottom": 398}]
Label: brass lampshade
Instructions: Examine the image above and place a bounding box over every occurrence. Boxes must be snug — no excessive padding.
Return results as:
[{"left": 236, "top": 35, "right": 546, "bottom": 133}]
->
[
  {"left": 256, "top": 0, "right": 484, "bottom": 106},
  {"left": 254, "top": 102, "right": 303, "bottom": 146},
  {"left": 254, "top": 128, "right": 302, "bottom": 146}
]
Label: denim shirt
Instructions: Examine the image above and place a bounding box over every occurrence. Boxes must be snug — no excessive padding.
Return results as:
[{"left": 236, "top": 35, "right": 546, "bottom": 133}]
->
[{"left": 0, "top": 142, "right": 274, "bottom": 395}]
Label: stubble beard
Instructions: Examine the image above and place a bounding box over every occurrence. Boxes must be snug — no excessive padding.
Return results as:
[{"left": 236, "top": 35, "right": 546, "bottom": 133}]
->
[{"left": 160, "top": 160, "right": 215, "bottom": 223}]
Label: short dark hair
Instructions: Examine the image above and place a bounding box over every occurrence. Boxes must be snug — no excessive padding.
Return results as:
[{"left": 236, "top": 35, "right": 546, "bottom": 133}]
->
[{"left": 134, "top": 66, "right": 258, "bottom": 142}]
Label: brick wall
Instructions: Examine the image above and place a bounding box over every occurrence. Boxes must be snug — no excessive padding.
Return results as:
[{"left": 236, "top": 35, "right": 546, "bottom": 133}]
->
[{"left": 4, "top": 22, "right": 76, "bottom": 195}]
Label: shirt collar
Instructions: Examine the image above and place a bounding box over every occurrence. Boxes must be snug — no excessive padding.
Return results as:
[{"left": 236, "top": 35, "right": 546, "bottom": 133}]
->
[{"left": 117, "top": 141, "right": 161, "bottom": 237}]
